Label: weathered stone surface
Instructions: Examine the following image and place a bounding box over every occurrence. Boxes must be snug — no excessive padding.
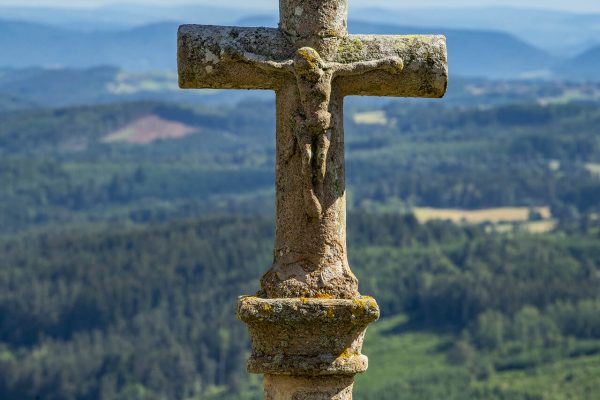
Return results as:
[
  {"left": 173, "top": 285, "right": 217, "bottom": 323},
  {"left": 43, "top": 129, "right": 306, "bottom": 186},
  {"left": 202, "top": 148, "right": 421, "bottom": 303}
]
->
[
  {"left": 335, "top": 35, "right": 447, "bottom": 98},
  {"left": 279, "top": 0, "right": 348, "bottom": 58},
  {"left": 264, "top": 375, "right": 354, "bottom": 400},
  {"left": 178, "top": 0, "right": 447, "bottom": 397},
  {"left": 238, "top": 297, "right": 379, "bottom": 376},
  {"left": 178, "top": 22, "right": 446, "bottom": 300},
  {"left": 178, "top": 26, "right": 447, "bottom": 98},
  {"left": 178, "top": 26, "right": 291, "bottom": 90}
]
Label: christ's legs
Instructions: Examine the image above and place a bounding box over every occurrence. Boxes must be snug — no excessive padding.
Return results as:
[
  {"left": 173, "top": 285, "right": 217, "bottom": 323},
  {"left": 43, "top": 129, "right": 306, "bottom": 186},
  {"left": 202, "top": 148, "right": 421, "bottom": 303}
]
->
[
  {"left": 294, "top": 123, "right": 322, "bottom": 219},
  {"left": 315, "top": 130, "right": 331, "bottom": 196}
]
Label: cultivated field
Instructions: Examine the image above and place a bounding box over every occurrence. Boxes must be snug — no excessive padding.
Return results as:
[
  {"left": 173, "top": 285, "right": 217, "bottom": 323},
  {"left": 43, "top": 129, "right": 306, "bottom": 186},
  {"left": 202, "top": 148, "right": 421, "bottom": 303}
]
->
[
  {"left": 413, "top": 207, "right": 556, "bottom": 233},
  {"left": 414, "top": 206, "right": 552, "bottom": 224},
  {"left": 586, "top": 163, "right": 600, "bottom": 178},
  {"left": 352, "top": 110, "right": 388, "bottom": 125}
]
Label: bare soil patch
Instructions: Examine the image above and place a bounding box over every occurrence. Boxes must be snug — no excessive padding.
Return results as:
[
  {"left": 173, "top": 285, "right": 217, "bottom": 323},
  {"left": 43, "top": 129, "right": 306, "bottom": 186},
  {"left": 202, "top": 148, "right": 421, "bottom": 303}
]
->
[{"left": 102, "top": 115, "right": 197, "bottom": 144}]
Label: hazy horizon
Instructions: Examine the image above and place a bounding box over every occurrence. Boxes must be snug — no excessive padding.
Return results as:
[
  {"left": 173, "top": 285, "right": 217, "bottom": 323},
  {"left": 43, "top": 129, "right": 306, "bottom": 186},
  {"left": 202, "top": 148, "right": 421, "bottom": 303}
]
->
[{"left": 0, "top": 0, "right": 599, "bottom": 13}]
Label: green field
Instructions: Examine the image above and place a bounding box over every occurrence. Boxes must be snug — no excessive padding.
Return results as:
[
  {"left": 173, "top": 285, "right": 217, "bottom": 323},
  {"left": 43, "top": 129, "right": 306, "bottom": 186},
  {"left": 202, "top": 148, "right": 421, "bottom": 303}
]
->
[{"left": 356, "top": 315, "right": 600, "bottom": 400}]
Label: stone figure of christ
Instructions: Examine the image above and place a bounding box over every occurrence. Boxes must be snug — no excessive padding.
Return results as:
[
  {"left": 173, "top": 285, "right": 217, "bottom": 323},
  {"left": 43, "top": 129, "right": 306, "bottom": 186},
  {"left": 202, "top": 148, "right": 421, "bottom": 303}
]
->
[{"left": 223, "top": 46, "right": 404, "bottom": 219}]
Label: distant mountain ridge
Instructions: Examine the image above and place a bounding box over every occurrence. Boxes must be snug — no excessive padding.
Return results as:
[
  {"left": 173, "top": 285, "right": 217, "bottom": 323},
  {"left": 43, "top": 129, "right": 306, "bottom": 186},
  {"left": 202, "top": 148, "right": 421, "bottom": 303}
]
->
[
  {"left": 351, "top": 7, "right": 600, "bottom": 56},
  {"left": 0, "top": 18, "right": 596, "bottom": 81},
  {"left": 0, "top": 4, "right": 254, "bottom": 31},
  {"left": 0, "top": 19, "right": 178, "bottom": 70},
  {"left": 352, "top": 21, "right": 554, "bottom": 79},
  {"left": 237, "top": 16, "right": 555, "bottom": 79},
  {"left": 557, "top": 45, "right": 600, "bottom": 81},
  {"left": 1, "top": 5, "right": 598, "bottom": 55}
]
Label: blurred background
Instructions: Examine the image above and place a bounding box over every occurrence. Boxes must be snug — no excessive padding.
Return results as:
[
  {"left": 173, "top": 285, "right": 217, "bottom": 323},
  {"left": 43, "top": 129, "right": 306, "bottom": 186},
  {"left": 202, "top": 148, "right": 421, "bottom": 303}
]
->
[{"left": 0, "top": 1, "right": 599, "bottom": 399}]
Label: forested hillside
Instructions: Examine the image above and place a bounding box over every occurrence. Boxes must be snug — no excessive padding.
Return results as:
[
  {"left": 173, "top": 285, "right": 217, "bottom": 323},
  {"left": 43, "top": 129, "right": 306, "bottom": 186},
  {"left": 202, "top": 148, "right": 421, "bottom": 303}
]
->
[
  {"left": 0, "top": 98, "right": 599, "bottom": 233},
  {"left": 0, "top": 214, "right": 598, "bottom": 399},
  {"left": 0, "top": 72, "right": 599, "bottom": 399}
]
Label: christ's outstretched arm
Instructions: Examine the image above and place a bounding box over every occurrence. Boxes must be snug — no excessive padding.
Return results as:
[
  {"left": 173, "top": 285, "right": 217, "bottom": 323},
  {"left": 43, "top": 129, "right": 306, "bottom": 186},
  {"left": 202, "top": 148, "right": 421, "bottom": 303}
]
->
[
  {"left": 331, "top": 57, "right": 404, "bottom": 77},
  {"left": 221, "top": 45, "right": 294, "bottom": 74}
]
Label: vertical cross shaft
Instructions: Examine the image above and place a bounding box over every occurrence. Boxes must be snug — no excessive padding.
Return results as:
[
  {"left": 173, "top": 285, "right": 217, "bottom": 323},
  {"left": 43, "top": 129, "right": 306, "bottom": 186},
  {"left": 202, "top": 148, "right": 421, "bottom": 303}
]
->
[
  {"left": 263, "top": 0, "right": 355, "bottom": 301},
  {"left": 264, "top": 0, "right": 400, "bottom": 300},
  {"left": 178, "top": 0, "right": 447, "bottom": 398},
  {"left": 279, "top": 0, "right": 347, "bottom": 58}
]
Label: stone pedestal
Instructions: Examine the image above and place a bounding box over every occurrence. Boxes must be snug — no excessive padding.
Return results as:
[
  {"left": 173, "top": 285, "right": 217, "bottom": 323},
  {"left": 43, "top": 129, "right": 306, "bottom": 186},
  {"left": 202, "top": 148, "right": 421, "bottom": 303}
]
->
[
  {"left": 238, "top": 297, "right": 379, "bottom": 399},
  {"left": 264, "top": 375, "right": 354, "bottom": 400}
]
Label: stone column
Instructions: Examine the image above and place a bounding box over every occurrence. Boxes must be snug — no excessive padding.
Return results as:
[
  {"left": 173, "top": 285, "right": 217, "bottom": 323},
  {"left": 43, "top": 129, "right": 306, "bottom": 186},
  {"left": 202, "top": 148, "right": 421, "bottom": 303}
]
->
[
  {"left": 238, "top": 297, "right": 379, "bottom": 399},
  {"left": 264, "top": 376, "right": 354, "bottom": 400}
]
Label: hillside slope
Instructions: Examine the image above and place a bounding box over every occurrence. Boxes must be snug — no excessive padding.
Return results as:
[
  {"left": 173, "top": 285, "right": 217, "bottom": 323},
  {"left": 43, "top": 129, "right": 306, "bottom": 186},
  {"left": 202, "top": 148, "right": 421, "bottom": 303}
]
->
[
  {"left": 351, "top": 21, "right": 555, "bottom": 79},
  {"left": 0, "top": 20, "right": 178, "bottom": 70},
  {"left": 237, "top": 16, "right": 556, "bottom": 79},
  {"left": 0, "top": 215, "right": 598, "bottom": 399},
  {"left": 0, "top": 18, "right": 556, "bottom": 79},
  {"left": 557, "top": 45, "right": 600, "bottom": 81}
]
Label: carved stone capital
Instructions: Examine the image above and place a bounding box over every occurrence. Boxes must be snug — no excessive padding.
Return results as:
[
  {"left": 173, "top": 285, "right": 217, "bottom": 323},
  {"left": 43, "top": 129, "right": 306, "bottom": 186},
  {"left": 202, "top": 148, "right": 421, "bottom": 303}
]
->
[{"left": 237, "top": 297, "right": 379, "bottom": 377}]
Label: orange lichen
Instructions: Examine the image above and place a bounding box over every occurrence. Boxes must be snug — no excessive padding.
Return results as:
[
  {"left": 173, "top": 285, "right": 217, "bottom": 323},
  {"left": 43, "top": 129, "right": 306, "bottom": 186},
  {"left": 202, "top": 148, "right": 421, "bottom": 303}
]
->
[{"left": 316, "top": 293, "right": 334, "bottom": 299}]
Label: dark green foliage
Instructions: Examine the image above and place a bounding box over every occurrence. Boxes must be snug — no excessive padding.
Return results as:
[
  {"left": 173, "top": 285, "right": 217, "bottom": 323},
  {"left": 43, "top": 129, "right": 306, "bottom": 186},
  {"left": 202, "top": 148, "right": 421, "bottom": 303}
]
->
[
  {"left": 1, "top": 99, "right": 599, "bottom": 233},
  {"left": 548, "top": 300, "right": 600, "bottom": 339},
  {"left": 346, "top": 102, "right": 600, "bottom": 213},
  {"left": 358, "top": 370, "right": 542, "bottom": 400},
  {"left": 0, "top": 214, "right": 598, "bottom": 399},
  {"left": 0, "top": 217, "right": 273, "bottom": 399},
  {"left": 0, "top": 84, "right": 598, "bottom": 399}
]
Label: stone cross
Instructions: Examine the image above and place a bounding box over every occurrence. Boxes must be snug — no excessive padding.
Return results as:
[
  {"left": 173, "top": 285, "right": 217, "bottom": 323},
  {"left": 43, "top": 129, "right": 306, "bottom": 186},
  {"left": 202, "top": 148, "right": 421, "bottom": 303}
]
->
[{"left": 178, "top": 1, "right": 447, "bottom": 398}]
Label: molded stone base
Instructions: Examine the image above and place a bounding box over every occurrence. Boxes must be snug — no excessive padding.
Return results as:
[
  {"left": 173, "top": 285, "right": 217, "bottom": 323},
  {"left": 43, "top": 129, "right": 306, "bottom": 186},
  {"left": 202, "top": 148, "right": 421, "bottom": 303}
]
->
[{"left": 237, "top": 296, "right": 379, "bottom": 377}]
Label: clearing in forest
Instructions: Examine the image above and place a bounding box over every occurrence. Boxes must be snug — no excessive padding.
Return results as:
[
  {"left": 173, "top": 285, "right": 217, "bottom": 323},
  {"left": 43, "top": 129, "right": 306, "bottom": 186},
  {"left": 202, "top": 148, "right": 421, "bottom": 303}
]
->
[{"left": 102, "top": 115, "right": 197, "bottom": 144}]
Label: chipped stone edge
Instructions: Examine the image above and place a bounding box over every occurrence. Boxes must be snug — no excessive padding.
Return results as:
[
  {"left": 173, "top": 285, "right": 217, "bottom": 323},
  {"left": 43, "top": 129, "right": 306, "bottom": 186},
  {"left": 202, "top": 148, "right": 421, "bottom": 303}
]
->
[
  {"left": 248, "top": 354, "right": 368, "bottom": 376},
  {"left": 237, "top": 296, "right": 380, "bottom": 323}
]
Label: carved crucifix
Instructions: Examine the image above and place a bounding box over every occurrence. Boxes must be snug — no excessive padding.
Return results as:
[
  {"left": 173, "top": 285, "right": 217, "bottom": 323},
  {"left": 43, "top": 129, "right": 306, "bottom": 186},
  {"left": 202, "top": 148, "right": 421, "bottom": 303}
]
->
[
  {"left": 222, "top": 45, "right": 404, "bottom": 220},
  {"left": 179, "top": 0, "right": 447, "bottom": 301},
  {"left": 179, "top": 1, "right": 447, "bottom": 398}
]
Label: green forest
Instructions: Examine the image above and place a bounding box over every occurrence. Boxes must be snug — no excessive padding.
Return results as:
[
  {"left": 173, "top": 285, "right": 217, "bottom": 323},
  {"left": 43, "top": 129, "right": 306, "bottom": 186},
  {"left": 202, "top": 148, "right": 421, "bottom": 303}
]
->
[
  {"left": 1, "top": 99, "right": 599, "bottom": 233},
  {"left": 0, "top": 215, "right": 598, "bottom": 399},
  {"left": 0, "top": 78, "right": 599, "bottom": 399}
]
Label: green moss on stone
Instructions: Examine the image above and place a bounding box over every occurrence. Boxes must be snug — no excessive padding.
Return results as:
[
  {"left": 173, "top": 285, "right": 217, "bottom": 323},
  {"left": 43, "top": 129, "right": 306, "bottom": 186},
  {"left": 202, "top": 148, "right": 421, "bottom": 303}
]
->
[{"left": 337, "top": 37, "right": 365, "bottom": 63}]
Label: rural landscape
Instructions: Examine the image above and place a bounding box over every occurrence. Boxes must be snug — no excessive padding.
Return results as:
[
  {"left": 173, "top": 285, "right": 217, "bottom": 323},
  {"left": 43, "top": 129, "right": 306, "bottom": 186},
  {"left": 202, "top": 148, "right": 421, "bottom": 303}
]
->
[{"left": 0, "top": 2, "right": 599, "bottom": 400}]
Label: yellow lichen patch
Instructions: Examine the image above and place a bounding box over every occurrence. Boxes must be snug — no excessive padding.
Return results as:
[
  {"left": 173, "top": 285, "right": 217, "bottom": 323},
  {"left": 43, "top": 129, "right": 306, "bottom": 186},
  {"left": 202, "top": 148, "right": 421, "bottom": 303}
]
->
[
  {"left": 297, "top": 48, "right": 319, "bottom": 70},
  {"left": 239, "top": 295, "right": 258, "bottom": 304},
  {"left": 352, "top": 298, "right": 368, "bottom": 309},
  {"left": 351, "top": 297, "right": 377, "bottom": 317},
  {"left": 337, "top": 37, "right": 365, "bottom": 63},
  {"left": 351, "top": 299, "right": 367, "bottom": 318},
  {"left": 337, "top": 348, "right": 358, "bottom": 360},
  {"left": 301, "top": 298, "right": 309, "bottom": 305},
  {"left": 262, "top": 303, "right": 273, "bottom": 313}
]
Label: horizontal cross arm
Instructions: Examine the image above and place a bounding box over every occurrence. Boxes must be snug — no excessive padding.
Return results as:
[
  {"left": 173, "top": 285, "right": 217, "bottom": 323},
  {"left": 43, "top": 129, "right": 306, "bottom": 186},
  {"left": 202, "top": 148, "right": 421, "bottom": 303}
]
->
[
  {"left": 334, "top": 35, "right": 448, "bottom": 98},
  {"left": 178, "top": 25, "right": 293, "bottom": 90}
]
